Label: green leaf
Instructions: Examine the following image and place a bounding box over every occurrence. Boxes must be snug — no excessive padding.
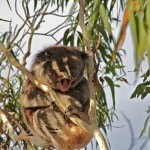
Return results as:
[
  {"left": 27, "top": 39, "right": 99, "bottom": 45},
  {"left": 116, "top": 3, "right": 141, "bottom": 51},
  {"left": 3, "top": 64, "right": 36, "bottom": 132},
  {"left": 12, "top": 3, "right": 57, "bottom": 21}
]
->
[
  {"left": 68, "top": 34, "right": 74, "bottom": 46},
  {"left": 99, "top": 3, "right": 111, "bottom": 34},
  {"left": 34, "top": 0, "right": 38, "bottom": 11},
  {"left": 129, "top": 10, "right": 138, "bottom": 50},
  {"left": 104, "top": 76, "right": 115, "bottom": 108},
  {"left": 113, "top": 65, "right": 125, "bottom": 69},
  {"left": 115, "top": 84, "right": 120, "bottom": 87},
  {"left": 141, "top": 87, "right": 150, "bottom": 99},
  {"left": 97, "top": 25, "right": 109, "bottom": 42},
  {"left": 145, "top": 0, "right": 150, "bottom": 62},
  {"left": 77, "top": 31, "right": 83, "bottom": 46},
  {"left": 88, "top": 1, "right": 99, "bottom": 34},
  {"left": 146, "top": 0, "right": 150, "bottom": 28},
  {"left": 1, "top": 32, "right": 8, "bottom": 43},
  {"left": 140, "top": 115, "right": 150, "bottom": 137},
  {"left": 149, "top": 127, "right": 150, "bottom": 139},
  {"left": 109, "top": 0, "right": 116, "bottom": 14},
  {"left": 142, "top": 68, "right": 150, "bottom": 82},
  {"left": 120, "top": 0, "right": 125, "bottom": 10},
  {"left": 131, "top": 82, "right": 150, "bottom": 99},
  {"left": 137, "top": 13, "right": 147, "bottom": 61},
  {"left": 63, "top": 28, "right": 70, "bottom": 45}
]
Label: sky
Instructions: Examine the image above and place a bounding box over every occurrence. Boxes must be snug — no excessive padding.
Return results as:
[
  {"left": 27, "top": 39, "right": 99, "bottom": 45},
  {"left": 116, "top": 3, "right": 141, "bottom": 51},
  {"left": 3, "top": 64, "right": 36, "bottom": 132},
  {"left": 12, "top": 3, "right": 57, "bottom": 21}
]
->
[
  {"left": 107, "top": 27, "right": 150, "bottom": 150},
  {"left": 0, "top": 1, "right": 150, "bottom": 150}
]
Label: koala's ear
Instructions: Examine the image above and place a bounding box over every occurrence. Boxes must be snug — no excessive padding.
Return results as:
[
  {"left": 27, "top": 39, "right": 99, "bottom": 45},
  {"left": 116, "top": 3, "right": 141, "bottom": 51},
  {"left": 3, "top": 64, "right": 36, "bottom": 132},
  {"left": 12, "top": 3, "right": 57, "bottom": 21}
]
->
[{"left": 80, "top": 51, "right": 88, "bottom": 60}]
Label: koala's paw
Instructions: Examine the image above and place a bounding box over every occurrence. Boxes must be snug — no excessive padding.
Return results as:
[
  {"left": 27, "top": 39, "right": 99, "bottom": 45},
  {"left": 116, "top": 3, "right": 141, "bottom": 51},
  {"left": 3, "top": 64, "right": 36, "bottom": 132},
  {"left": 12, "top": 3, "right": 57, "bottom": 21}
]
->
[{"left": 65, "top": 103, "right": 83, "bottom": 118}]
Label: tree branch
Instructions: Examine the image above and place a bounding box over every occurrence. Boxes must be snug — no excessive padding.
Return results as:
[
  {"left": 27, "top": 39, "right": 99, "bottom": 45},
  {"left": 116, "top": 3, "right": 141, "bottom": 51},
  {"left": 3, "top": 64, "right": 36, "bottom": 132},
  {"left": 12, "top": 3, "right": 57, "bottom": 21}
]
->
[
  {"left": 0, "top": 108, "right": 28, "bottom": 141},
  {"left": 79, "top": 0, "right": 96, "bottom": 124},
  {"left": 78, "top": 0, "right": 109, "bottom": 149}
]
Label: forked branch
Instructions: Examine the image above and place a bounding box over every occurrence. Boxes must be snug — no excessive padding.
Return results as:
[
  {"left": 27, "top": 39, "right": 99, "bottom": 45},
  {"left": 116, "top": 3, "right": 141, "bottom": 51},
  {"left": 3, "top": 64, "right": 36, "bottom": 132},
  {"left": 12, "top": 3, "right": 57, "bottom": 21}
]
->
[{"left": 78, "top": 0, "right": 109, "bottom": 149}]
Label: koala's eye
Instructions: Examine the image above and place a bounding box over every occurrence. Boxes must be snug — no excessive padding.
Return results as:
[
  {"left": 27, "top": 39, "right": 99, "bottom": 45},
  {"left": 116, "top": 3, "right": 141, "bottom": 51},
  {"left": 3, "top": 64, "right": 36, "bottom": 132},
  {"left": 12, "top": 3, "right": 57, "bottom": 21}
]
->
[
  {"left": 50, "top": 71, "right": 56, "bottom": 77},
  {"left": 59, "top": 68, "right": 66, "bottom": 72}
]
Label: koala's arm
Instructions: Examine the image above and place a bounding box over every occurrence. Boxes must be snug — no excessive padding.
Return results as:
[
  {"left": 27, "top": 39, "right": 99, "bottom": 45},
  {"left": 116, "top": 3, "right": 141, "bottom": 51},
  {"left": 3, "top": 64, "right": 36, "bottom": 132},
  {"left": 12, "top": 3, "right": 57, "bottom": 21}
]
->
[
  {"left": 20, "top": 79, "right": 53, "bottom": 108},
  {"left": 68, "top": 77, "right": 89, "bottom": 105}
]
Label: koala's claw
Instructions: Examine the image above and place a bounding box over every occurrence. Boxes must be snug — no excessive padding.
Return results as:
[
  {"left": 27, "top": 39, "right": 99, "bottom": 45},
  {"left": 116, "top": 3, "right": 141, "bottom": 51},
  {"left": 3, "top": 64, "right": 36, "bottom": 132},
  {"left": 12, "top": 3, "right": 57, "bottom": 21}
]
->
[{"left": 65, "top": 105, "right": 82, "bottom": 118}]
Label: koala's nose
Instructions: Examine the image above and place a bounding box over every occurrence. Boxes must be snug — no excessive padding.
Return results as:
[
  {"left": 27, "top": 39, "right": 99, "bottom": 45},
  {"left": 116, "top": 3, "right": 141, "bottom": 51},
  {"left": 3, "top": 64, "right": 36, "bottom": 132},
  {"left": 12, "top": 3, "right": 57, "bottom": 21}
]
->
[{"left": 60, "top": 78, "right": 72, "bottom": 86}]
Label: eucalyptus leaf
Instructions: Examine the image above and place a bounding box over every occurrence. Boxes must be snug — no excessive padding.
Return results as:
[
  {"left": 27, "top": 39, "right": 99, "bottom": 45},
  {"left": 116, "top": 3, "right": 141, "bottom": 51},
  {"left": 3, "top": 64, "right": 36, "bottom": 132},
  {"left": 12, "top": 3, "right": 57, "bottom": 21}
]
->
[
  {"left": 99, "top": 3, "right": 111, "bottom": 34},
  {"left": 104, "top": 76, "right": 115, "bottom": 108}
]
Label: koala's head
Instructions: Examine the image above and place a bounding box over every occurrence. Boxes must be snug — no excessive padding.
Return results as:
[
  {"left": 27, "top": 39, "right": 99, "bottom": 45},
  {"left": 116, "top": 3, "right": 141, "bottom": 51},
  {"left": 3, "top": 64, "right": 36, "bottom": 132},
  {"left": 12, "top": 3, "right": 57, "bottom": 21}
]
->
[{"left": 31, "top": 46, "right": 88, "bottom": 92}]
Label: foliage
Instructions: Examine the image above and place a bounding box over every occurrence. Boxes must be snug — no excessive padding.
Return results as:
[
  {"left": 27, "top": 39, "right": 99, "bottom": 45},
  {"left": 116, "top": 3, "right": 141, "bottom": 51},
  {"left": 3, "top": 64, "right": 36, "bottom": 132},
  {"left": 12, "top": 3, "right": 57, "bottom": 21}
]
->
[
  {"left": 140, "top": 106, "right": 150, "bottom": 139},
  {"left": 131, "top": 67, "right": 150, "bottom": 138},
  {"left": 0, "top": 0, "right": 150, "bottom": 149},
  {"left": 131, "top": 68, "right": 150, "bottom": 99},
  {"left": 114, "top": 0, "right": 150, "bottom": 139},
  {"left": 114, "top": 0, "right": 150, "bottom": 66}
]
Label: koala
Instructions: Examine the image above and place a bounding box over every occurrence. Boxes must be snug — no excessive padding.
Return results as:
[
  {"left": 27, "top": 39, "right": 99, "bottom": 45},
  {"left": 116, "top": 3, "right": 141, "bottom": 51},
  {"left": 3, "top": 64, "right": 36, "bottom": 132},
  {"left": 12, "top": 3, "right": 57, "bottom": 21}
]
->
[{"left": 20, "top": 46, "right": 92, "bottom": 150}]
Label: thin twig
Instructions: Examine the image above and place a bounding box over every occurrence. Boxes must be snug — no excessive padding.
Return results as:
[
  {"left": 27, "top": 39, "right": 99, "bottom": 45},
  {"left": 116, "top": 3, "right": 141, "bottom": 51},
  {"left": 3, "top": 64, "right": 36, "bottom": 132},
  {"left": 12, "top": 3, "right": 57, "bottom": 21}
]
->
[
  {"left": 22, "top": 27, "right": 34, "bottom": 66},
  {"left": 0, "top": 109, "right": 26, "bottom": 134},
  {"left": 8, "top": 19, "right": 28, "bottom": 49},
  {"left": 0, "top": 108, "right": 28, "bottom": 141},
  {"left": 95, "top": 35, "right": 101, "bottom": 51},
  {"left": 0, "top": 18, "right": 11, "bottom": 22}
]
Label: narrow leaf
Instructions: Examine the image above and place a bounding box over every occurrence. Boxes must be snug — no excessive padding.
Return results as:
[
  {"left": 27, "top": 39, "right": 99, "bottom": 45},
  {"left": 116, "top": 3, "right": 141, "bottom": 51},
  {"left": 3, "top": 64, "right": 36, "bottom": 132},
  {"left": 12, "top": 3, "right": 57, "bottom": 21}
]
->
[
  {"left": 146, "top": 0, "right": 150, "bottom": 28},
  {"left": 99, "top": 3, "right": 111, "bottom": 34},
  {"left": 88, "top": 2, "right": 99, "bottom": 34},
  {"left": 104, "top": 76, "right": 115, "bottom": 108},
  {"left": 109, "top": 0, "right": 116, "bottom": 14},
  {"left": 112, "top": 7, "right": 129, "bottom": 61},
  {"left": 136, "top": 14, "right": 147, "bottom": 61},
  {"left": 140, "top": 115, "right": 150, "bottom": 137},
  {"left": 63, "top": 28, "right": 70, "bottom": 45},
  {"left": 129, "top": 9, "right": 138, "bottom": 48},
  {"left": 143, "top": 68, "right": 150, "bottom": 82},
  {"left": 131, "top": 82, "right": 150, "bottom": 99},
  {"left": 34, "top": 0, "right": 38, "bottom": 11},
  {"left": 148, "top": 127, "right": 150, "bottom": 139},
  {"left": 2, "top": 32, "right": 8, "bottom": 43}
]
